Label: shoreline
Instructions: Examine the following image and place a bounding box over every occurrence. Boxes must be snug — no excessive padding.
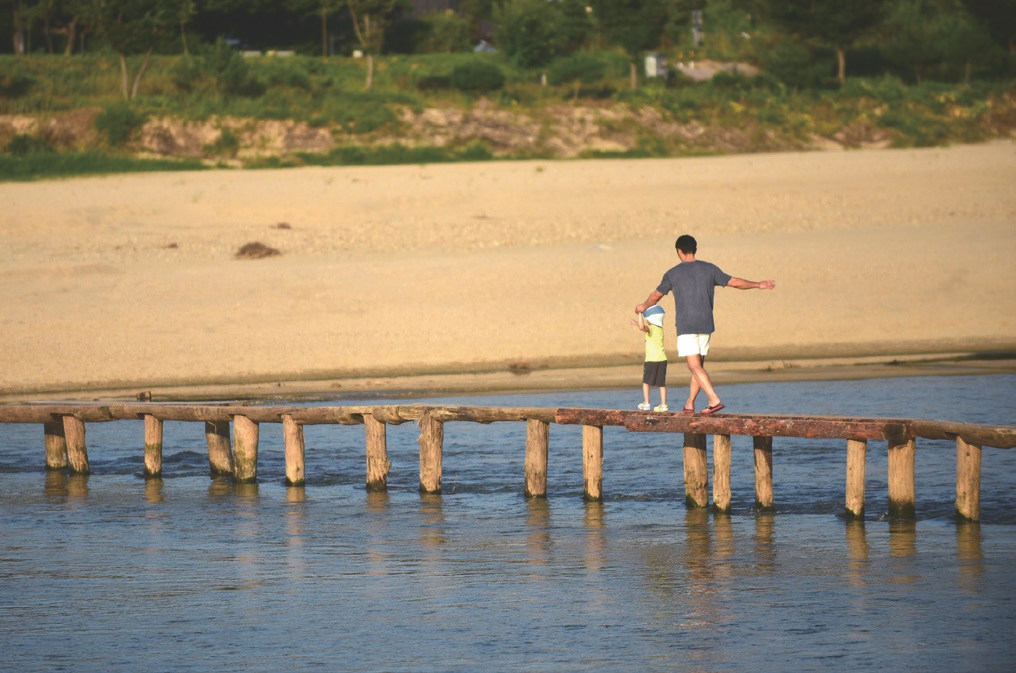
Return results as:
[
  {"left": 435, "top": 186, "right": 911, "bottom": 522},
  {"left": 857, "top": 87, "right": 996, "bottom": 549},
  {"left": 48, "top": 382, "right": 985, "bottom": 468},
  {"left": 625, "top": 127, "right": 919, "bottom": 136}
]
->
[{"left": 5, "top": 350, "right": 1013, "bottom": 403}]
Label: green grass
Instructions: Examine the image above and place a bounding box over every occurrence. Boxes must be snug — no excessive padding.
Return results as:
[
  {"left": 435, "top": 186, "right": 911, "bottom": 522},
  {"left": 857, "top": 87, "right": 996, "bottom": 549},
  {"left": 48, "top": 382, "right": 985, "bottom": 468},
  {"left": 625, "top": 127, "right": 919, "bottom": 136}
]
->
[
  {"left": 1, "top": 51, "right": 1013, "bottom": 181},
  {"left": 0, "top": 151, "right": 207, "bottom": 181}
]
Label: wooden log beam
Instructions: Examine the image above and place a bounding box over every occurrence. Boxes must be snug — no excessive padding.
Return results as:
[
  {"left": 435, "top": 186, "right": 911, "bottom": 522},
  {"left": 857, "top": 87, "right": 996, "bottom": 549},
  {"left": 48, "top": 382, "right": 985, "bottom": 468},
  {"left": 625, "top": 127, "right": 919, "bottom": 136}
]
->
[
  {"left": 233, "top": 415, "right": 259, "bottom": 483},
  {"left": 418, "top": 411, "right": 443, "bottom": 494},
  {"left": 144, "top": 414, "right": 163, "bottom": 479},
  {"left": 912, "top": 420, "right": 1016, "bottom": 450},
  {"left": 365, "top": 414, "right": 390, "bottom": 491},
  {"left": 204, "top": 420, "right": 233, "bottom": 477},
  {"left": 524, "top": 419, "right": 549, "bottom": 498},
  {"left": 63, "top": 416, "right": 90, "bottom": 475},
  {"left": 621, "top": 412, "right": 911, "bottom": 443},
  {"left": 956, "top": 437, "right": 982, "bottom": 522},
  {"left": 754, "top": 436, "right": 774, "bottom": 511},
  {"left": 44, "top": 421, "right": 68, "bottom": 471},
  {"left": 282, "top": 415, "right": 305, "bottom": 487},
  {"left": 845, "top": 439, "right": 866, "bottom": 518},
  {"left": 684, "top": 433, "right": 708, "bottom": 508},
  {"left": 888, "top": 438, "right": 917, "bottom": 519},
  {"left": 712, "top": 434, "right": 732, "bottom": 513},
  {"left": 582, "top": 425, "right": 603, "bottom": 501}
]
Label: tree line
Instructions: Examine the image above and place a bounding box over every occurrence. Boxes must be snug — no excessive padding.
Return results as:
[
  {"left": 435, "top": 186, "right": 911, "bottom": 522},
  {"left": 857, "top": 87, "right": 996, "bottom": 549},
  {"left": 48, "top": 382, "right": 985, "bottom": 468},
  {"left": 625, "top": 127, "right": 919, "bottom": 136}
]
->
[{"left": 4, "top": 0, "right": 1015, "bottom": 97}]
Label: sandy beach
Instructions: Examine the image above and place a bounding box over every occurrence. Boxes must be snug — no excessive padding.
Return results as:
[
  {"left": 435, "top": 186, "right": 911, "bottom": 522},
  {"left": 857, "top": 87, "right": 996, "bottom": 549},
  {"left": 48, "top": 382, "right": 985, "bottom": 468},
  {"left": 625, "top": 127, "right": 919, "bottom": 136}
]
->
[{"left": 2, "top": 141, "right": 1014, "bottom": 400}]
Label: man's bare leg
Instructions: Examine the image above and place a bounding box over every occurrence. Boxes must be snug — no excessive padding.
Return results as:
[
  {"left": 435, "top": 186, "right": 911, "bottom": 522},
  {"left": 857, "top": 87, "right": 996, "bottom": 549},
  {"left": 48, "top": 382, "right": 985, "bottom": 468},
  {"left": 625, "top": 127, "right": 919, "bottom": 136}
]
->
[{"left": 686, "top": 354, "right": 721, "bottom": 408}]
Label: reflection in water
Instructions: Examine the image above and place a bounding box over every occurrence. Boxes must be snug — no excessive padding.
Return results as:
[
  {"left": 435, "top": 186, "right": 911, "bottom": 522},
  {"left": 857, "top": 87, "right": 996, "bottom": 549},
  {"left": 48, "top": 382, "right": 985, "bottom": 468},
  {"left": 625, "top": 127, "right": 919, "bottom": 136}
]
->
[
  {"left": 889, "top": 520, "right": 918, "bottom": 585},
  {"left": 682, "top": 508, "right": 722, "bottom": 647},
  {"left": 44, "top": 470, "right": 69, "bottom": 498},
  {"left": 208, "top": 477, "right": 233, "bottom": 498},
  {"left": 234, "top": 482, "right": 259, "bottom": 500},
  {"left": 145, "top": 479, "right": 164, "bottom": 505},
  {"left": 844, "top": 519, "right": 870, "bottom": 587},
  {"left": 286, "top": 486, "right": 306, "bottom": 578},
  {"left": 583, "top": 501, "right": 605, "bottom": 572},
  {"left": 755, "top": 514, "right": 776, "bottom": 572},
  {"left": 713, "top": 513, "right": 735, "bottom": 583},
  {"left": 419, "top": 493, "right": 445, "bottom": 547},
  {"left": 365, "top": 490, "right": 391, "bottom": 579},
  {"left": 525, "top": 497, "right": 551, "bottom": 564},
  {"left": 956, "top": 522, "right": 984, "bottom": 590}
]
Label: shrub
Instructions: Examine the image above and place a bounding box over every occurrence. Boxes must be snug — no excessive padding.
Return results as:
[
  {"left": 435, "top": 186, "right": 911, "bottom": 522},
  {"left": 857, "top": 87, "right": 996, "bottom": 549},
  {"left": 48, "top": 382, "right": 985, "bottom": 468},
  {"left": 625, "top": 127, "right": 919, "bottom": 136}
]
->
[
  {"left": 94, "top": 104, "right": 149, "bottom": 146},
  {"left": 494, "top": 0, "right": 559, "bottom": 68},
  {"left": 547, "top": 53, "right": 607, "bottom": 86},
  {"left": 6, "top": 134, "right": 54, "bottom": 156},
  {"left": 0, "top": 71, "right": 34, "bottom": 99},
  {"left": 450, "top": 61, "right": 506, "bottom": 92},
  {"left": 759, "top": 38, "right": 834, "bottom": 89}
]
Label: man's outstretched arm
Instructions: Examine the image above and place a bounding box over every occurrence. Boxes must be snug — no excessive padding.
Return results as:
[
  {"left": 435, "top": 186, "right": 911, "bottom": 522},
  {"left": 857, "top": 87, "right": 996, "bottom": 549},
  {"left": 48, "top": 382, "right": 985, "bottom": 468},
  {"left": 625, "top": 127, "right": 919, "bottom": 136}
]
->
[
  {"left": 635, "top": 290, "right": 665, "bottom": 314},
  {"left": 727, "top": 278, "right": 775, "bottom": 290}
]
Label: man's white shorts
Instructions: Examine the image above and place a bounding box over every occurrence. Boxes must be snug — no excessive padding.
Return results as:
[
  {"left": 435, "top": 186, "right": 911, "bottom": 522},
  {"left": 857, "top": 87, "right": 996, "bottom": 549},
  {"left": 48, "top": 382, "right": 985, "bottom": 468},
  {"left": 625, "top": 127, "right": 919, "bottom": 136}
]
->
[{"left": 677, "top": 333, "right": 711, "bottom": 358}]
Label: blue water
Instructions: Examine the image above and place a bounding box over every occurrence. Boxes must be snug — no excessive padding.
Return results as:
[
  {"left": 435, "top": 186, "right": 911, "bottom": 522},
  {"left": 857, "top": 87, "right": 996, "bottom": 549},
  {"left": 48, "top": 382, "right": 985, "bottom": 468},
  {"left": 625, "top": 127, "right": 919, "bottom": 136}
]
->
[{"left": 1, "top": 375, "right": 1015, "bottom": 671}]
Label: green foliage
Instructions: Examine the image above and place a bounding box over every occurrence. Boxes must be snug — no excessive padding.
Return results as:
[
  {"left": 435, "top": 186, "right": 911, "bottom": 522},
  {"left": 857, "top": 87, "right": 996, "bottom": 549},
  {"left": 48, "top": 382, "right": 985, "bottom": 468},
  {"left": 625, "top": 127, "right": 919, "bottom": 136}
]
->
[
  {"left": 419, "top": 11, "right": 472, "bottom": 53},
  {"left": 450, "top": 61, "right": 506, "bottom": 91},
  {"left": 589, "top": 0, "right": 667, "bottom": 61},
  {"left": 94, "top": 103, "right": 149, "bottom": 145},
  {"left": 0, "top": 152, "right": 206, "bottom": 182},
  {"left": 6, "top": 134, "right": 55, "bottom": 156},
  {"left": 0, "top": 70, "right": 35, "bottom": 99},
  {"left": 173, "top": 39, "right": 267, "bottom": 96},
  {"left": 757, "top": 38, "right": 834, "bottom": 89},
  {"left": 296, "top": 141, "right": 493, "bottom": 166},
  {"left": 494, "top": 0, "right": 560, "bottom": 68},
  {"left": 547, "top": 53, "right": 607, "bottom": 86}
]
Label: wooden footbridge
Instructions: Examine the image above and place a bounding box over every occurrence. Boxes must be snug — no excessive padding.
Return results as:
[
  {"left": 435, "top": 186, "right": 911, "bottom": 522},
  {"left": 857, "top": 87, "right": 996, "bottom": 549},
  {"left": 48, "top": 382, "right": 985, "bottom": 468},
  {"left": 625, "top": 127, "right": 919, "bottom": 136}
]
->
[{"left": 2, "top": 402, "right": 1014, "bottom": 522}]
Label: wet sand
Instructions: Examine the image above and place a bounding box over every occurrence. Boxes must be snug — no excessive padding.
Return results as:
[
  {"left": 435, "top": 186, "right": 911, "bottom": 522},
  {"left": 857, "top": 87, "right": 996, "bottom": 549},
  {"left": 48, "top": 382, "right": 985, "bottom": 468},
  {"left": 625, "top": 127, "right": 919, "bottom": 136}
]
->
[{"left": 1, "top": 141, "right": 1014, "bottom": 400}]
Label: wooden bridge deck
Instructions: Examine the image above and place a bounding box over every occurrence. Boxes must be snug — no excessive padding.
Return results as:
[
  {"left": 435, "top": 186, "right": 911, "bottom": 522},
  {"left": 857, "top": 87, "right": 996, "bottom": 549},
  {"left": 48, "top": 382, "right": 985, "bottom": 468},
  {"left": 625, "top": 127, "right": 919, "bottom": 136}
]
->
[{"left": 1, "top": 402, "right": 1012, "bottom": 522}]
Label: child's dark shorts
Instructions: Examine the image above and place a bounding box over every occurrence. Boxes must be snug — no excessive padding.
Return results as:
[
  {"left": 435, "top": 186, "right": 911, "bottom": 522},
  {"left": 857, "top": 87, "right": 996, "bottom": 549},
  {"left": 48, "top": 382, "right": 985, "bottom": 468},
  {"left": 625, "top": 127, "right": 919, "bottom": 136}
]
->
[{"left": 643, "top": 360, "right": 668, "bottom": 386}]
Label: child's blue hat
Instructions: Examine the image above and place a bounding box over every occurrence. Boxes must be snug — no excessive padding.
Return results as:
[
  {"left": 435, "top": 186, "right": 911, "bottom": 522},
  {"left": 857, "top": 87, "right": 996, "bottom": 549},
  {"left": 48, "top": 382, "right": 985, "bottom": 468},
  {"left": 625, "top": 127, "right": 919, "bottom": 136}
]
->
[{"left": 643, "top": 305, "right": 665, "bottom": 327}]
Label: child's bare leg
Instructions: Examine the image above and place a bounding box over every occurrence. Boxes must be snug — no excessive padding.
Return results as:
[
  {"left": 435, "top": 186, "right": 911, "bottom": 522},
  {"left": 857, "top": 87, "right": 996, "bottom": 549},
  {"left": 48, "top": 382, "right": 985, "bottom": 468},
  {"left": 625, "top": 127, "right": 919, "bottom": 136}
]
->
[
  {"left": 686, "top": 354, "right": 721, "bottom": 407},
  {"left": 659, "top": 386, "right": 667, "bottom": 407},
  {"left": 642, "top": 382, "right": 651, "bottom": 406}
]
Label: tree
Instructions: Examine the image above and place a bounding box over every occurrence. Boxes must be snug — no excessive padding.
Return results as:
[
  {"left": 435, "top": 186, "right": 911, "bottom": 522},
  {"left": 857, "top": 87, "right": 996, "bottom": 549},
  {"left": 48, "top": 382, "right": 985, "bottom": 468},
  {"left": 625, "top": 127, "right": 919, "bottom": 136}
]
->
[
  {"left": 767, "top": 0, "right": 886, "bottom": 83},
  {"left": 347, "top": 0, "right": 400, "bottom": 88},
  {"left": 961, "top": 0, "right": 1016, "bottom": 53},
  {"left": 494, "top": 0, "right": 560, "bottom": 69},
  {"left": 880, "top": 0, "right": 951, "bottom": 83},
  {"left": 82, "top": 0, "right": 190, "bottom": 99},
  {"left": 589, "top": 0, "right": 668, "bottom": 89}
]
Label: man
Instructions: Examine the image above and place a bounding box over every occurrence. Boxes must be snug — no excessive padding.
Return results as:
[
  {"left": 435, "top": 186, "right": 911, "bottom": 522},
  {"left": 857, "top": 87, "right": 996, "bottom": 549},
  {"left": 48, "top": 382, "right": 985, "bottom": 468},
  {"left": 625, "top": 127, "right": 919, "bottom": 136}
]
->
[{"left": 635, "top": 235, "right": 775, "bottom": 414}]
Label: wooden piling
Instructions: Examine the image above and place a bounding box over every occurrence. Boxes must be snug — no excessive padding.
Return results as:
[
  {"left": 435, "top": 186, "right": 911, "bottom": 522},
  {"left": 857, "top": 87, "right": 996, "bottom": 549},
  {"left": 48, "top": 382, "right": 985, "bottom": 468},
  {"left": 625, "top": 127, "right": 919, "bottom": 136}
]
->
[
  {"left": 713, "top": 434, "right": 732, "bottom": 513},
  {"left": 365, "top": 414, "right": 391, "bottom": 491},
  {"left": 62, "top": 416, "right": 90, "bottom": 475},
  {"left": 582, "top": 425, "right": 603, "bottom": 501},
  {"left": 418, "top": 411, "right": 443, "bottom": 494},
  {"left": 683, "top": 432, "right": 708, "bottom": 508},
  {"left": 845, "top": 439, "right": 866, "bottom": 518},
  {"left": 888, "top": 438, "right": 917, "bottom": 519},
  {"left": 43, "top": 421, "right": 68, "bottom": 471},
  {"left": 282, "top": 415, "right": 305, "bottom": 487},
  {"left": 956, "top": 437, "right": 982, "bottom": 522},
  {"left": 204, "top": 421, "right": 234, "bottom": 477},
  {"left": 753, "top": 435, "right": 773, "bottom": 511},
  {"left": 232, "top": 415, "right": 259, "bottom": 483},
  {"left": 524, "top": 419, "right": 549, "bottom": 498},
  {"left": 143, "top": 414, "right": 163, "bottom": 479}
]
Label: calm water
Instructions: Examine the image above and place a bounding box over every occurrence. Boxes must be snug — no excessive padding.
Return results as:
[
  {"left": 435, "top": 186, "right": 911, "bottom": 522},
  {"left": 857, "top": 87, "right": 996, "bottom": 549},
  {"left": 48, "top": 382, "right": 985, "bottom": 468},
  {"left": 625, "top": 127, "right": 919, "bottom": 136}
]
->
[{"left": 2, "top": 375, "right": 1015, "bottom": 672}]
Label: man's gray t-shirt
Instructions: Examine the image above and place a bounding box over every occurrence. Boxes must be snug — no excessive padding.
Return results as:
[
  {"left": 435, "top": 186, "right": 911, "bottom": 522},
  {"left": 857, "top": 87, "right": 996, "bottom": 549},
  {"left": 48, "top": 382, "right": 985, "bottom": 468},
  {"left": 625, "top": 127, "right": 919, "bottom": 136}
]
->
[{"left": 656, "top": 260, "right": 732, "bottom": 335}]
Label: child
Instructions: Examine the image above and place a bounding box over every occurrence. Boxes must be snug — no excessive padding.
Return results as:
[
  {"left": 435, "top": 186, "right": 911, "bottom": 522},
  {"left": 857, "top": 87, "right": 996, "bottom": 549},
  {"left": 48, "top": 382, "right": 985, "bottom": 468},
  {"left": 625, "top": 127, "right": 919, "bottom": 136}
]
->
[{"left": 630, "top": 305, "right": 668, "bottom": 412}]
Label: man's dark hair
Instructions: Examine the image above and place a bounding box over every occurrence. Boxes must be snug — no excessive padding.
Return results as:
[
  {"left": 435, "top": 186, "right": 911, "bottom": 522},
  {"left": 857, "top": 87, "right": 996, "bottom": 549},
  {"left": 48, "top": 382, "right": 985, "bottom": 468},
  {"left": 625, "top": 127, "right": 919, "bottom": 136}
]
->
[{"left": 675, "top": 235, "right": 697, "bottom": 255}]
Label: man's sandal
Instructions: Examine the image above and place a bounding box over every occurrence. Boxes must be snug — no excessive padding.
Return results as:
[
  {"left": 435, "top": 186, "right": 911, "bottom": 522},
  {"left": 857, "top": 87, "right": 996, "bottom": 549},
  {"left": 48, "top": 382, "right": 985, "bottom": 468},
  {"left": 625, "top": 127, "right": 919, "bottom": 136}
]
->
[{"left": 701, "top": 403, "right": 725, "bottom": 415}]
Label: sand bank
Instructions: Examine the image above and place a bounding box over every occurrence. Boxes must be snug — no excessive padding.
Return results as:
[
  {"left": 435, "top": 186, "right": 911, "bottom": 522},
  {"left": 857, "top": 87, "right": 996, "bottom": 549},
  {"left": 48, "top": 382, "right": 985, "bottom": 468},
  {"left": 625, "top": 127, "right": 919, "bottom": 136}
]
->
[{"left": 1, "top": 142, "right": 1014, "bottom": 401}]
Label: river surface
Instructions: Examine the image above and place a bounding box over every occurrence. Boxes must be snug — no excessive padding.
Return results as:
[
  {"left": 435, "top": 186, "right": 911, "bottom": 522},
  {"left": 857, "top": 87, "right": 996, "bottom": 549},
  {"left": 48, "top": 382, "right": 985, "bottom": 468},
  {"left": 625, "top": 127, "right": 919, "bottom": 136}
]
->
[{"left": 2, "top": 374, "right": 1015, "bottom": 672}]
